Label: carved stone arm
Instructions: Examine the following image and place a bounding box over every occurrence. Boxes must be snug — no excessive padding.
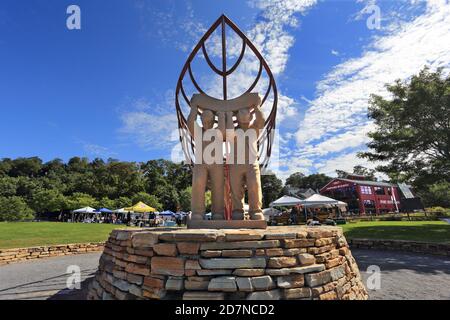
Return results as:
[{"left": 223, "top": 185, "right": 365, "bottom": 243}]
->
[{"left": 187, "top": 105, "right": 198, "bottom": 138}]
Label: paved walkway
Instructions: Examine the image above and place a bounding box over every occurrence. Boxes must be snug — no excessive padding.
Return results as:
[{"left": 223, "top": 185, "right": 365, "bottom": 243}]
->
[
  {"left": 0, "top": 249, "right": 449, "bottom": 300},
  {"left": 353, "top": 249, "right": 450, "bottom": 300},
  {"left": 0, "top": 253, "right": 100, "bottom": 300}
]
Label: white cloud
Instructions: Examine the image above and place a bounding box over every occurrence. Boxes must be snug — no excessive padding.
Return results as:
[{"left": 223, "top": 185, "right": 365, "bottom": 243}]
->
[
  {"left": 135, "top": 0, "right": 206, "bottom": 52},
  {"left": 314, "top": 151, "right": 379, "bottom": 178},
  {"left": 293, "top": 1, "right": 450, "bottom": 176},
  {"left": 80, "top": 142, "right": 117, "bottom": 158},
  {"left": 331, "top": 49, "right": 339, "bottom": 56},
  {"left": 119, "top": 110, "right": 178, "bottom": 151}
]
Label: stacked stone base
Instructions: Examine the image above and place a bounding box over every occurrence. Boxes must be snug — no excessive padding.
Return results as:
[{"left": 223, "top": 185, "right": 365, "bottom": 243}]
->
[
  {"left": 87, "top": 226, "right": 368, "bottom": 300},
  {"left": 0, "top": 242, "right": 104, "bottom": 265}
]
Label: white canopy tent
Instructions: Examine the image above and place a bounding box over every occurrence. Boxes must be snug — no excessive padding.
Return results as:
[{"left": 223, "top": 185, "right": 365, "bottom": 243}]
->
[
  {"left": 269, "top": 195, "right": 303, "bottom": 207},
  {"left": 113, "top": 208, "right": 127, "bottom": 213},
  {"left": 268, "top": 194, "right": 348, "bottom": 223},
  {"left": 301, "top": 194, "right": 347, "bottom": 212},
  {"left": 262, "top": 207, "right": 280, "bottom": 221},
  {"left": 72, "top": 206, "right": 96, "bottom": 213}
]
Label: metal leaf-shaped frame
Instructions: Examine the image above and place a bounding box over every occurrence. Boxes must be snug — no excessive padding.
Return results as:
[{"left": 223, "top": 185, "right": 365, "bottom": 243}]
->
[{"left": 175, "top": 14, "right": 278, "bottom": 168}]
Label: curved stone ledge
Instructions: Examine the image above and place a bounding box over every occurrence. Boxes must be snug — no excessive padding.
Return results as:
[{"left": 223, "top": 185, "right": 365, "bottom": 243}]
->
[
  {"left": 349, "top": 238, "right": 450, "bottom": 256},
  {"left": 0, "top": 242, "right": 105, "bottom": 265},
  {"left": 87, "top": 227, "right": 368, "bottom": 300}
]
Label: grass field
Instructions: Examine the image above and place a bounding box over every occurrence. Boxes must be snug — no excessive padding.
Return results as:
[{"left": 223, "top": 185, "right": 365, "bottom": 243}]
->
[
  {"left": 0, "top": 220, "right": 449, "bottom": 249},
  {"left": 341, "top": 220, "right": 450, "bottom": 243},
  {"left": 0, "top": 222, "right": 135, "bottom": 249}
]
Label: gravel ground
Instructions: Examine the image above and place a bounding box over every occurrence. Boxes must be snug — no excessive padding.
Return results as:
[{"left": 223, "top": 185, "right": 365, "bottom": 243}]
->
[{"left": 1, "top": 249, "right": 449, "bottom": 300}]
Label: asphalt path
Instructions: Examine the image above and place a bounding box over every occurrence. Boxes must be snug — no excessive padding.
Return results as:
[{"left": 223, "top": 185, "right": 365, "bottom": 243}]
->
[{"left": 1, "top": 249, "right": 449, "bottom": 300}]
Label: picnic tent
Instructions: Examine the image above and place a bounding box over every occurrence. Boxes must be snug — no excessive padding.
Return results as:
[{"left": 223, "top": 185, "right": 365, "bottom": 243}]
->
[
  {"left": 301, "top": 194, "right": 347, "bottom": 211},
  {"left": 300, "top": 194, "right": 348, "bottom": 220},
  {"left": 269, "top": 195, "right": 303, "bottom": 207},
  {"left": 159, "top": 210, "right": 175, "bottom": 216},
  {"left": 97, "top": 208, "right": 113, "bottom": 214},
  {"left": 112, "top": 208, "right": 127, "bottom": 213},
  {"left": 73, "top": 206, "right": 97, "bottom": 213},
  {"left": 124, "top": 201, "right": 156, "bottom": 213},
  {"left": 71, "top": 206, "right": 97, "bottom": 223}
]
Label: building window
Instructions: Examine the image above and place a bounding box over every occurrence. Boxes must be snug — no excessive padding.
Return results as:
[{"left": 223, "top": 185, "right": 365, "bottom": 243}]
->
[
  {"left": 374, "top": 187, "right": 385, "bottom": 195},
  {"left": 360, "top": 186, "right": 372, "bottom": 195}
]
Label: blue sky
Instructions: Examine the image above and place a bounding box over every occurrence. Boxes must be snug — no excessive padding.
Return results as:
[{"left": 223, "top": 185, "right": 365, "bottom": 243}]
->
[{"left": 1, "top": 0, "right": 449, "bottom": 179}]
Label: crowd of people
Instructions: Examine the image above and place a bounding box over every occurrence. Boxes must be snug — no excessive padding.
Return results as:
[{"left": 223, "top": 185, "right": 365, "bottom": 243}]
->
[{"left": 55, "top": 211, "right": 189, "bottom": 227}]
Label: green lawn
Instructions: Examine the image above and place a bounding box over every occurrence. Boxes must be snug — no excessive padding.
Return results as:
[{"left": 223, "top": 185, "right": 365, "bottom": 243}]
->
[
  {"left": 341, "top": 220, "right": 450, "bottom": 243},
  {"left": 1, "top": 220, "right": 449, "bottom": 249},
  {"left": 0, "top": 222, "right": 134, "bottom": 249}
]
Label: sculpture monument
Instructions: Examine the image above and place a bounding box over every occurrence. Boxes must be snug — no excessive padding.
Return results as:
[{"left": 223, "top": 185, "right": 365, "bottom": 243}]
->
[{"left": 175, "top": 15, "right": 278, "bottom": 228}]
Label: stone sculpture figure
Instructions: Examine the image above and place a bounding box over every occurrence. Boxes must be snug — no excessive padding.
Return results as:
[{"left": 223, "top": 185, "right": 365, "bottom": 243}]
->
[
  {"left": 227, "top": 105, "right": 265, "bottom": 220},
  {"left": 187, "top": 105, "right": 225, "bottom": 220}
]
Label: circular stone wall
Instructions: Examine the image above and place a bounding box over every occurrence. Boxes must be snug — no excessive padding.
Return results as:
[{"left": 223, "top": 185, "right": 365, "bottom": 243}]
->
[{"left": 87, "top": 226, "right": 368, "bottom": 300}]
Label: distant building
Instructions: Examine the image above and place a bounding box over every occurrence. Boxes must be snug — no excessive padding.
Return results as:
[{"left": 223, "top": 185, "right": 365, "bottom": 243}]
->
[
  {"left": 319, "top": 175, "right": 421, "bottom": 214},
  {"left": 285, "top": 186, "right": 317, "bottom": 199}
]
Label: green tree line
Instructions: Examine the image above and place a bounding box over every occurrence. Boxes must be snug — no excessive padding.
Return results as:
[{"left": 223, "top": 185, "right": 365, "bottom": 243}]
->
[
  {"left": 0, "top": 157, "right": 194, "bottom": 221},
  {"left": 0, "top": 157, "right": 286, "bottom": 221}
]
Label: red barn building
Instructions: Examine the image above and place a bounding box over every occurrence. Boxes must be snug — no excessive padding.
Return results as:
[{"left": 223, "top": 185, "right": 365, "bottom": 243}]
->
[{"left": 320, "top": 175, "right": 403, "bottom": 215}]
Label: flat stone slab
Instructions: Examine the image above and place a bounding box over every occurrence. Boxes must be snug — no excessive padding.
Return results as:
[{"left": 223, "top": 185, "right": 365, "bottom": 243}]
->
[
  {"left": 183, "top": 292, "right": 225, "bottom": 300},
  {"left": 199, "top": 258, "right": 267, "bottom": 269},
  {"left": 265, "top": 264, "right": 325, "bottom": 276},
  {"left": 200, "top": 240, "right": 280, "bottom": 250},
  {"left": 188, "top": 220, "right": 267, "bottom": 229},
  {"left": 208, "top": 276, "right": 237, "bottom": 292}
]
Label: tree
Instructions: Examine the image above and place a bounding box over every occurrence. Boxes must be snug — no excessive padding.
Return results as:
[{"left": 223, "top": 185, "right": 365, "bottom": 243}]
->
[
  {"left": 335, "top": 170, "right": 348, "bottom": 179},
  {"left": 335, "top": 166, "right": 377, "bottom": 180},
  {"left": 261, "top": 174, "right": 283, "bottom": 208},
  {"left": 178, "top": 187, "right": 192, "bottom": 212},
  {"left": 154, "top": 184, "right": 179, "bottom": 212},
  {"left": 0, "top": 177, "right": 18, "bottom": 197},
  {"left": 9, "top": 157, "right": 43, "bottom": 177},
  {"left": 205, "top": 190, "right": 212, "bottom": 213},
  {"left": 0, "top": 158, "right": 13, "bottom": 176},
  {"left": 420, "top": 181, "right": 450, "bottom": 208},
  {"left": 285, "top": 172, "right": 332, "bottom": 191},
  {"left": 67, "top": 192, "right": 98, "bottom": 210},
  {"left": 359, "top": 67, "right": 450, "bottom": 188},
  {"left": 131, "top": 192, "right": 162, "bottom": 211},
  {"left": 114, "top": 196, "right": 132, "bottom": 209},
  {"left": 97, "top": 197, "right": 116, "bottom": 209},
  {"left": 30, "top": 189, "right": 67, "bottom": 213},
  {"left": 0, "top": 196, "right": 35, "bottom": 221}
]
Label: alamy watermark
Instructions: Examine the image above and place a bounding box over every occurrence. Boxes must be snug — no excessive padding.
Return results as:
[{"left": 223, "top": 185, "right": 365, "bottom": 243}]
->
[
  {"left": 364, "top": 4, "right": 381, "bottom": 30},
  {"left": 66, "top": 265, "right": 81, "bottom": 290},
  {"left": 366, "top": 265, "right": 381, "bottom": 290},
  {"left": 66, "top": 5, "right": 81, "bottom": 30}
]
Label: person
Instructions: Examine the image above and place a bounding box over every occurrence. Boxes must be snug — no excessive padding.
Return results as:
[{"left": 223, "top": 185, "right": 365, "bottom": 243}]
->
[
  {"left": 227, "top": 105, "right": 265, "bottom": 220},
  {"left": 290, "top": 205, "right": 299, "bottom": 225},
  {"left": 188, "top": 105, "right": 226, "bottom": 220}
]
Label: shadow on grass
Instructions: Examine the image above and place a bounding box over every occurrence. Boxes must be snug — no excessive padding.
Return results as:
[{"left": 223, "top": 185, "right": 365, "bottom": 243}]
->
[{"left": 345, "top": 224, "right": 450, "bottom": 243}]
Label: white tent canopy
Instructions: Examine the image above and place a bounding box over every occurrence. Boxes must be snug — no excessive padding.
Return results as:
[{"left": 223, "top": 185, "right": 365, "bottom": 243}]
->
[
  {"left": 301, "top": 194, "right": 340, "bottom": 205},
  {"left": 113, "top": 208, "right": 127, "bottom": 213},
  {"left": 301, "top": 194, "right": 347, "bottom": 211},
  {"left": 72, "top": 206, "right": 96, "bottom": 213},
  {"left": 270, "top": 195, "right": 303, "bottom": 207}
]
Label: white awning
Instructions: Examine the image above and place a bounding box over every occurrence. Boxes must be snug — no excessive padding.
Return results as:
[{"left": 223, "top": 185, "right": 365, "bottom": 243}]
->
[
  {"left": 270, "top": 195, "right": 303, "bottom": 207},
  {"left": 72, "top": 206, "right": 96, "bottom": 213},
  {"left": 301, "top": 194, "right": 347, "bottom": 209}
]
